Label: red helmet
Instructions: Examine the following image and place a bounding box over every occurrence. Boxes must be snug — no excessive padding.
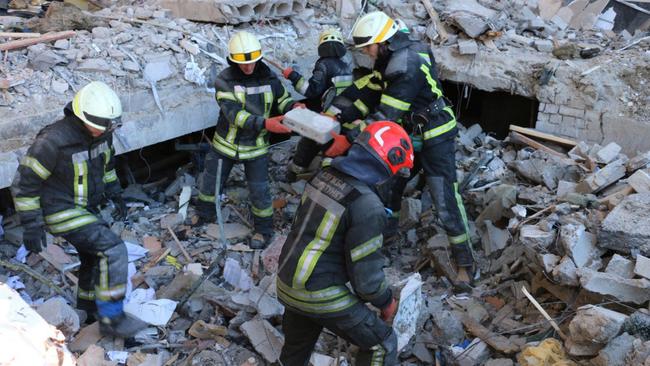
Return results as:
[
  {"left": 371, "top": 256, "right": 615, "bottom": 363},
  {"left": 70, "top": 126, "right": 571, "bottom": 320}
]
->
[{"left": 357, "top": 121, "right": 414, "bottom": 175}]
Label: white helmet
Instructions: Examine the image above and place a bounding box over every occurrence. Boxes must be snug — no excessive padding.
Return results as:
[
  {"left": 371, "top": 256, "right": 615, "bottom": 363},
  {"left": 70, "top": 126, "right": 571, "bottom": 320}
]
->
[
  {"left": 72, "top": 81, "right": 122, "bottom": 132},
  {"left": 319, "top": 28, "right": 344, "bottom": 46},
  {"left": 228, "top": 31, "right": 263, "bottom": 64},
  {"left": 352, "top": 11, "right": 398, "bottom": 48}
]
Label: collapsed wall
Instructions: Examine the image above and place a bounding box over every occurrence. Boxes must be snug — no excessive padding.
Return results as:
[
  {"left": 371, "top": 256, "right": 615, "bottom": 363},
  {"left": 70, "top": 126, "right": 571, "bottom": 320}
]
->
[{"left": 159, "top": 0, "right": 308, "bottom": 24}]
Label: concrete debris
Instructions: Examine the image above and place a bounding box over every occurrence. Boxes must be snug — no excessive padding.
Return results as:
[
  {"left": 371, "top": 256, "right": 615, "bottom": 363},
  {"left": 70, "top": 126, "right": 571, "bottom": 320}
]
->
[
  {"left": 35, "top": 297, "right": 80, "bottom": 337},
  {"left": 578, "top": 268, "right": 650, "bottom": 304},
  {"left": 393, "top": 273, "right": 423, "bottom": 351},
  {"left": 569, "top": 305, "right": 628, "bottom": 344},
  {"left": 77, "top": 344, "right": 117, "bottom": 366},
  {"left": 599, "top": 193, "right": 650, "bottom": 256},
  {"left": 240, "top": 319, "right": 284, "bottom": 363},
  {"left": 596, "top": 143, "right": 622, "bottom": 164},
  {"left": 520, "top": 225, "right": 556, "bottom": 249},
  {"left": 559, "top": 223, "right": 603, "bottom": 269},
  {"left": 399, "top": 197, "right": 422, "bottom": 228},
  {"left": 458, "top": 39, "right": 479, "bottom": 55},
  {"left": 605, "top": 254, "right": 635, "bottom": 279},
  {"left": 552, "top": 256, "right": 579, "bottom": 286},
  {"left": 634, "top": 255, "right": 650, "bottom": 280},
  {"left": 248, "top": 286, "right": 284, "bottom": 318},
  {"left": 453, "top": 338, "right": 491, "bottom": 366},
  {"left": 623, "top": 311, "right": 650, "bottom": 340},
  {"left": 124, "top": 288, "right": 177, "bottom": 326},
  {"left": 540, "top": 253, "right": 560, "bottom": 273},
  {"left": 591, "top": 332, "right": 636, "bottom": 366},
  {"left": 628, "top": 169, "right": 650, "bottom": 193},
  {"left": 576, "top": 159, "right": 626, "bottom": 193},
  {"left": 160, "top": 0, "right": 308, "bottom": 24}
]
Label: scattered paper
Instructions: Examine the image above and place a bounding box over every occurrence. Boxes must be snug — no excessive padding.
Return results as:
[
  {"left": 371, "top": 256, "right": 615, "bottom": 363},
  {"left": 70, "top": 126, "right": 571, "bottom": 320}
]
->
[
  {"left": 106, "top": 351, "right": 128, "bottom": 363},
  {"left": 125, "top": 241, "right": 149, "bottom": 262},
  {"left": 124, "top": 288, "right": 177, "bottom": 326},
  {"left": 223, "top": 258, "right": 253, "bottom": 291},
  {"left": 15, "top": 245, "right": 28, "bottom": 263},
  {"left": 393, "top": 273, "right": 424, "bottom": 351},
  {"left": 184, "top": 56, "right": 206, "bottom": 85}
]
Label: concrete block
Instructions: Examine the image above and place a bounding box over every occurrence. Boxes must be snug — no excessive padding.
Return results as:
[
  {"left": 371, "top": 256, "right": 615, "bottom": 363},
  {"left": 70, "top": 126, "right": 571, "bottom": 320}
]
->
[
  {"left": 557, "top": 180, "right": 577, "bottom": 198},
  {"left": 283, "top": 108, "right": 340, "bottom": 144},
  {"left": 591, "top": 332, "right": 636, "bottom": 366},
  {"left": 540, "top": 253, "right": 561, "bottom": 273},
  {"left": 454, "top": 338, "right": 490, "bottom": 366},
  {"left": 36, "top": 297, "right": 80, "bottom": 338},
  {"left": 143, "top": 56, "right": 175, "bottom": 82},
  {"left": 458, "top": 39, "right": 479, "bottom": 55},
  {"left": 599, "top": 193, "right": 650, "bottom": 256},
  {"left": 623, "top": 310, "right": 650, "bottom": 340},
  {"left": 77, "top": 58, "right": 111, "bottom": 73},
  {"left": 534, "top": 39, "right": 554, "bottom": 52},
  {"left": 628, "top": 151, "right": 650, "bottom": 172},
  {"left": 560, "top": 223, "right": 603, "bottom": 269},
  {"left": 452, "top": 14, "right": 489, "bottom": 38},
  {"left": 399, "top": 198, "right": 422, "bottom": 228},
  {"left": 576, "top": 159, "right": 626, "bottom": 193},
  {"left": 546, "top": 103, "right": 560, "bottom": 114},
  {"left": 565, "top": 338, "right": 603, "bottom": 357},
  {"left": 628, "top": 170, "right": 650, "bottom": 193},
  {"left": 569, "top": 305, "right": 628, "bottom": 344},
  {"left": 482, "top": 220, "right": 510, "bottom": 255},
  {"left": 552, "top": 256, "right": 579, "bottom": 286},
  {"left": 248, "top": 286, "right": 284, "bottom": 318},
  {"left": 179, "top": 39, "right": 200, "bottom": 55},
  {"left": 160, "top": 0, "right": 307, "bottom": 24},
  {"left": 578, "top": 268, "right": 650, "bottom": 304},
  {"left": 596, "top": 142, "right": 622, "bottom": 164},
  {"left": 520, "top": 225, "right": 556, "bottom": 248},
  {"left": 635, "top": 255, "right": 650, "bottom": 280},
  {"left": 240, "top": 319, "right": 284, "bottom": 363},
  {"left": 559, "top": 105, "right": 585, "bottom": 118},
  {"left": 51, "top": 78, "right": 68, "bottom": 94},
  {"left": 605, "top": 254, "right": 635, "bottom": 279},
  {"left": 91, "top": 26, "right": 111, "bottom": 39},
  {"left": 537, "top": 112, "right": 550, "bottom": 123},
  {"left": 549, "top": 113, "right": 563, "bottom": 125}
]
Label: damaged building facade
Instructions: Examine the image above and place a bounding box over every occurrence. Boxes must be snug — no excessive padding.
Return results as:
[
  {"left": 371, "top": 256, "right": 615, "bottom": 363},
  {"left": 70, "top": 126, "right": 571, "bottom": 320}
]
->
[{"left": 0, "top": 0, "right": 650, "bottom": 365}]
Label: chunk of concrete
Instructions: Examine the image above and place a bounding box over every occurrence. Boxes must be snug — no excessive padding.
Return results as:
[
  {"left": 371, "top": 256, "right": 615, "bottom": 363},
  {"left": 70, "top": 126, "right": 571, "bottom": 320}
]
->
[
  {"left": 591, "top": 332, "right": 636, "bottom": 366},
  {"left": 605, "top": 254, "right": 635, "bottom": 279},
  {"left": 520, "top": 225, "right": 556, "bottom": 248},
  {"left": 454, "top": 338, "right": 490, "bottom": 366},
  {"left": 399, "top": 197, "right": 422, "bottom": 228},
  {"left": 77, "top": 58, "right": 111, "bottom": 73},
  {"left": 627, "top": 151, "right": 650, "bottom": 172},
  {"left": 623, "top": 310, "right": 650, "bottom": 340},
  {"left": 51, "top": 78, "right": 68, "bottom": 94},
  {"left": 534, "top": 39, "right": 554, "bottom": 52},
  {"left": 458, "top": 39, "right": 479, "bottom": 54},
  {"left": 179, "top": 39, "right": 200, "bottom": 55},
  {"left": 482, "top": 220, "right": 510, "bottom": 255},
  {"left": 560, "top": 223, "right": 603, "bottom": 269},
  {"left": 160, "top": 0, "right": 308, "bottom": 24},
  {"left": 240, "top": 319, "right": 284, "bottom": 363},
  {"left": 596, "top": 142, "right": 622, "bottom": 164},
  {"left": 540, "top": 253, "right": 561, "bottom": 273},
  {"left": 91, "top": 26, "right": 112, "bottom": 39},
  {"left": 635, "top": 255, "right": 650, "bottom": 280},
  {"left": 143, "top": 57, "right": 175, "bottom": 82},
  {"left": 557, "top": 180, "right": 578, "bottom": 198},
  {"left": 206, "top": 223, "right": 252, "bottom": 241},
  {"left": 578, "top": 268, "right": 650, "bottom": 304},
  {"left": 569, "top": 305, "right": 628, "bottom": 344},
  {"left": 36, "top": 297, "right": 80, "bottom": 337},
  {"left": 122, "top": 60, "right": 140, "bottom": 72},
  {"left": 248, "top": 286, "right": 284, "bottom": 318},
  {"left": 552, "top": 256, "right": 579, "bottom": 286},
  {"left": 393, "top": 273, "right": 423, "bottom": 351},
  {"left": 599, "top": 193, "right": 650, "bottom": 256},
  {"left": 485, "top": 359, "right": 514, "bottom": 366},
  {"left": 452, "top": 13, "right": 489, "bottom": 38},
  {"left": 576, "top": 159, "right": 626, "bottom": 193},
  {"left": 283, "top": 108, "right": 340, "bottom": 144},
  {"left": 628, "top": 170, "right": 650, "bottom": 193}
]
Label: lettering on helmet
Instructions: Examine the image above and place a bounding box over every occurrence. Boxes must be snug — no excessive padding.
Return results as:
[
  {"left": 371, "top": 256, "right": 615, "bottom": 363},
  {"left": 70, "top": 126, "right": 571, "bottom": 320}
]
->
[{"left": 374, "top": 126, "right": 391, "bottom": 146}]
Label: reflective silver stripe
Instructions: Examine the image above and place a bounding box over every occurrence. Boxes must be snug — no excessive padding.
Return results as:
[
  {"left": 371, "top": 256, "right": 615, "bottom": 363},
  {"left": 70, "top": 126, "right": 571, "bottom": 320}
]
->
[
  {"left": 103, "top": 169, "right": 118, "bottom": 183},
  {"left": 234, "top": 85, "right": 246, "bottom": 104},
  {"left": 332, "top": 75, "right": 353, "bottom": 88},
  {"left": 96, "top": 285, "right": 126, "bottom": 301},
  {"left": 246, "top": 85, "right": 272, "bottom": 94},
  {"left": 48, "top": 215, "right": 97, "bottom": 233},
  {"left": 14, "top": 197, "right": 40, "bottom": 211},
  {"left": 45, "top": 208, "right": 89, "bottom": 224},
  {"left": 239, "top": 148, "right": 268, "bottom": 160},
  {"left": 21, "top": 156, "right": 51, "bottom": 180},
  {"left": 303, "top": 184, "right": 346, "bottom": 215},
  {"left": 278, "top": 287, "right": 358, "bottom": 314},
  {"left": 73, "top": 160, "right": 88, "bottom": 207},
  {"left": 350, "top": 235, "right": 383, "bottom": 262},
  {"left": 90, "top": 141, "right": 110, "bottom": 159},
  {"left": 235, "top": 110, "right": 251, "bottom": 128},
  {"left": 296, "top": 77, "right": 309, "bottom": 95},
  {"left": 277, "top": 279, "right": 349, "bottom": 301},
  {"left": 292, "top": 211, "right": 341, "bottom": 288}
]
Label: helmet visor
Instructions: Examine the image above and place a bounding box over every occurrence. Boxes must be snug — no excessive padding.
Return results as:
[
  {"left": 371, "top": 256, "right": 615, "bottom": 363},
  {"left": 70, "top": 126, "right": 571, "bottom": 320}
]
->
[
  {"left": 230, "top": 50, "right": 262, "bottom": 63},
  {"left": 84, "top": 111, "right": 122, "bottom": 132}
]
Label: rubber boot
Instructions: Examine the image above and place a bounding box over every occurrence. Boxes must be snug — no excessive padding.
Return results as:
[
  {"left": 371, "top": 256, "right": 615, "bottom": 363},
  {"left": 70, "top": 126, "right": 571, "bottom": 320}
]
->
[{"left": 99, "top": 313, "right": 148, "bottom": 338}]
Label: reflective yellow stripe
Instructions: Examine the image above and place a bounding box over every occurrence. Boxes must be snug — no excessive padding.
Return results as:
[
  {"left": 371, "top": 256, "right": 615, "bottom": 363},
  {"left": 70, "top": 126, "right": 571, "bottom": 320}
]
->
[
  {"left": 296, "top": 77, "right": 309, "bottom": 95},
  {"left": 73, "top": 160, "right": 88, "bottom": 207},
  {"left": 226, "top": 125, "right": 238, "bottom": 144},
  {"left": 103, "top": 169, "right": 118, "bottom": 183},
  {"left": 235, "top": 110, "right": 251, "bottom": 128},
  {"left": 371, "top": 345, "right": 386, "bottom": 366},
  {"left": 449, "top": 233, "right": 469, "bottom": 244},
  {"left": 45, "top": 208, "right": 89, "bottom": 224},
  {"left": 48, "top": 215, "right": 97, "bottom": 234},
  {"left": 256, "top": 129, "right": 267, "bottom": 149},
  {"left": 350, "top": 235, "right": 383, "bottom": 262},
  {"left": 213, "top": 143, "right": 237, "bottom": 158},
  {"left": 278, "top": 289, "right": 358, "bottom": 314},
  {"left": 278, "top": 90, "right": 293, "bottom": 112},
  {"left": 454, "top": 182, "right": 470, "bottom": 238},
  {"left": 21, "top": 156, "right": 51, "bottom": 180},
  {"left": 78, "top": 288, "right": 95, "bottom": 300},
  {"left": 96, "top": 284, "right": 126, "bottom": 301},
  {"left": 380, "top": 94, "right": 411, "bottom": 111},
  {"left": 238, "top": 148, "right": 268, "bottom": 160},
  {"left": 353, "top": 99, "right": 369, "bottom": 116},
  {"left": 423, "top": 108, "right": 457, "bottom": 140},
  {"left": 420, "top": 63, "right": 443, "bottom": 98},
  {"left": 277, "top": 279, "right": 349, "bottom": 302},
  {"left": 14, "top": 196, "right": 41, "bottom": 211},
  {"left": 293, "top": 211, "right": 341, "bottom": 288},
  {"left": 263, "top": 91, "right": 273, "bottom": 118},
  {"left": 198, "top": 192, "right": 215, "bottom": 203},
  {"left": 251, "top": 205, "right": 273, "bottom": 218},
  {"left": 373, "top": 18, "right": 395, "bottom": 43},
  {"left": 418, "top": 52, "right": 432, "bottom": 65},
  {"left": 217, "top": 91, "right": 237, "bottom": 101}
]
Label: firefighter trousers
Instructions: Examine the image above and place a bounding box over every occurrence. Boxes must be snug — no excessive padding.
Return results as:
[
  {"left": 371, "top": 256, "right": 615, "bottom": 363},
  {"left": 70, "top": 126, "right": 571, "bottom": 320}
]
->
[
  {"left": 390, "top": 137, "right": 470, "bottom": 245},
  {"left": 280, "top": 307, "right": 397, "bottom": 366},
  {"left": 61, "top": 220, "right": 128, "bottom": 314},
  {"left": 197, "top": 148, "right": 273, "bottom": 236}
]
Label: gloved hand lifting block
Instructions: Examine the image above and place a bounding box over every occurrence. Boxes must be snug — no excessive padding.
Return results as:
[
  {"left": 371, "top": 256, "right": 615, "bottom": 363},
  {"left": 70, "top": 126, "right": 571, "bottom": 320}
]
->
[{"left": 283, "top": 108, "right": 340, "bottom": 145}]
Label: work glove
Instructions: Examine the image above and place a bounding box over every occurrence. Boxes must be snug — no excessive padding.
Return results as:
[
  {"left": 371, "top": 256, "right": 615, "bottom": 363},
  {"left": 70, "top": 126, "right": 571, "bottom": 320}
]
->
[
  {"left": 265, "top": 116, "right": 292, "bottom": 134},
  {"left": 110, "top": 195, "right": 128, "bottom": 221},
  {"left": 324, "top": 131, "right": 351, "bottom": 157},
  {"left": 23, "top": 225, "right": 46, "bottom": 253},
  {"left": 282, "top": 67, "right": 294, "bottom": 79},
  {"left": 381, "top": 298, "right": 398, "bottom": 322},
  {"left": 292, "top": 102, "right": 307, "bottom": 110}
]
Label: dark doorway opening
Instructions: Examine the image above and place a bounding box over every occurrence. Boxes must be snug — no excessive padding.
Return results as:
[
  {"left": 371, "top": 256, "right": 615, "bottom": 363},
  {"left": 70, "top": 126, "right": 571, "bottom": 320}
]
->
[{"left": 440, "top": 80, "right": 540, "bottom": 139}]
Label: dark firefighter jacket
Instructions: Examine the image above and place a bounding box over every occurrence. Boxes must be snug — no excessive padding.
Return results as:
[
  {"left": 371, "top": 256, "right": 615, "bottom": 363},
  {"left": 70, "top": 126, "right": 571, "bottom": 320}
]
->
[
  {"left": 277, "top": 167, "right": 392, "bottom": 318},
  {"left": 287, "top": 56, "right": 352, "bottom": 104},
  {"left": 12, "top": 105, "right": 121, "bottom": 235},
  {"left": 213, "top": 61, "right": 295, "bottom": 160}
]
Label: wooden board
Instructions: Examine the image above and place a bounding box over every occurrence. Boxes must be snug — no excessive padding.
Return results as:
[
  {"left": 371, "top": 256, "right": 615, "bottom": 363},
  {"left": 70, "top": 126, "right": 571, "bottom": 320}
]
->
[
  {"left": 509, "top": 131, "right": 571, "bottom": 160},
  {"left": 509, "top": 125, "right": 577, "bottom": 147}
]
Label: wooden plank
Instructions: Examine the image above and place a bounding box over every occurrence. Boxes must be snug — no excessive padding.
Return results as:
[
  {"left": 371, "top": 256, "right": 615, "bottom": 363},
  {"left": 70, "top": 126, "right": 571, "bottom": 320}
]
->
[
  {"left": 509, "top": 131, "right": 570, "bottom": 160},
  {"left": 459, "top": 313, "right": 520, "bottom": 354},
  {"left": 0, "top": 31, "right": 75, "bottom": 52},
  {"left": 420, "top": 0, "right": 449, "bottom": 42},
  {"left": 0, "top": 32, "right": 42, "bottom": 38},
  {"left": 167, "top": 227, "right": 192, "bottom": 263},
  {"left": 509, "top": 125, "right": 577, "bottom": 147}
]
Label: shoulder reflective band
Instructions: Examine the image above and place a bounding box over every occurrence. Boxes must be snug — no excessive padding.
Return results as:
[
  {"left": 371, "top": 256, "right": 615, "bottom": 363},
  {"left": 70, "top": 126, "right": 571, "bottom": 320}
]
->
[
  {"left": 350, "top": 235, "right": 383, "bottom": 262},
  {"left": 21, "top": 156, "right": 51, "bottom": 180},
  {"left": 230, "top": 50, "right": 262, "bottom": 63}
]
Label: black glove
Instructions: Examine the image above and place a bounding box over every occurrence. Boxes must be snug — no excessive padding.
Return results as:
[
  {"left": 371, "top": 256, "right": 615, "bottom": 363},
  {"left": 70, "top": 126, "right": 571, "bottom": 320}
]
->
[
  {"left": 23, "top": 225, "right": 46, "bottom": 253},
  {"left": 111, "top": 195, "right": 128, "bottom": 221}
]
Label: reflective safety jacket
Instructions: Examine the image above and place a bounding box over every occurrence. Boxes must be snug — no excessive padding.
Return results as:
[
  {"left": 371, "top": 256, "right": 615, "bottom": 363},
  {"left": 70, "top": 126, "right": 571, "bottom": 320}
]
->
[
  {"left": 213, "top": 61, "right": 295, "bottom": 160},
  {"left": 372, "top": 31, "right": 458, "bottom": 145},
  {"left": 287, "top": 56, "right": 352, "bottom": 105},
  {"left": 11, "top": 106, "right": 120, "bottom": 234},
  {"left": 277, "top": 168, "right": 392, "bottom": 318}
]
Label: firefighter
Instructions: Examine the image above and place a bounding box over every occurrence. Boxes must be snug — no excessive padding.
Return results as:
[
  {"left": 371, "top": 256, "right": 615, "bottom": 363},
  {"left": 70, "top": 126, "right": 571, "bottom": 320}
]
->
[
  {"left": 284, "top": 28, "right": 353, "bottom": 182},
  {"left": 278, "top": 121, "right": 414, "bottom": 366},
  {"left": 11, "top": 81, "right": 146, "bottom": 337},
  {"left": 195, "top": 31, "right": 298, "bottom": 249},
  {"left": 334, "top": 11, "right": 474, "bottom": 275}
]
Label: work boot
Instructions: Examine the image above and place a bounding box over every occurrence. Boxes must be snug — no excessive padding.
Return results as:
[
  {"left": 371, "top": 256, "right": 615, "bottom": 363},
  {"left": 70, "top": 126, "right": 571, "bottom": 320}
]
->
[
  {"left": 250, "top": 232, "right": 271, "bottom": 250},
  {"left": 451, "top": 243, "right": 475, "bottom": 286},
  {"left": 194, "top": 200, "right": 216, "bottom": 225},
  {"left": 99, "top": 313, "right": 147, "bottom": 338}
]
